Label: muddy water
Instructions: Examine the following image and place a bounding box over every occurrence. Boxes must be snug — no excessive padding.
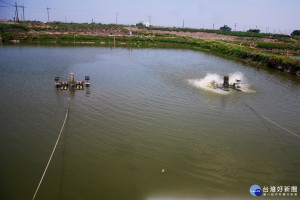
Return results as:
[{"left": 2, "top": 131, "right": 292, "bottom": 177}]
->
[{"left": 0, "top": 46, "right": 299, "bottom": 200}]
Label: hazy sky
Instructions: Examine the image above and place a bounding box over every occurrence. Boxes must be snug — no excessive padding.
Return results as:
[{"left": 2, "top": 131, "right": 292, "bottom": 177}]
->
[{"left": 0, "top": 0, "right": 299, "bottom": 33}]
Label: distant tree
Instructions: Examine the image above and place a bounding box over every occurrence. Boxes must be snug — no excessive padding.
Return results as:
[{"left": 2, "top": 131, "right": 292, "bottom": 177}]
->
[
  {"left": 219, "top": 25, "right": 231, "bottom": 31},
  {"left": 52, "top": 21, "right": 62, "bottom": 24},
  {"left": 247, "top": 29, "right": 260, "bottom": 33},
  {"left": 136, "top": 22, "right": 144, "bottom": 27},
  {"left": 291, "top": 30, "right": 300, "bottom": 36}
]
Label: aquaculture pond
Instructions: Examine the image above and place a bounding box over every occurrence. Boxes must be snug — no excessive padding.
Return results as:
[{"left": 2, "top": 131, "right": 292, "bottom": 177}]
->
[{"left": 0, "top": 46, "right": 299, "bottom": 200}]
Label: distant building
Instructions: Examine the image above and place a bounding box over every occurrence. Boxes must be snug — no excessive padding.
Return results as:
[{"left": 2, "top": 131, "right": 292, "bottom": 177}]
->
[{"left": 143, "top": 22, "right": 150, "bottom": 27}]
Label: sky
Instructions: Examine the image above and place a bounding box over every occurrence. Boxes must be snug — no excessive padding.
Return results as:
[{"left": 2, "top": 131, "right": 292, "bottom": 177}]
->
[{"left": 0, "top": 0, "right": 299, "bottom": 34}]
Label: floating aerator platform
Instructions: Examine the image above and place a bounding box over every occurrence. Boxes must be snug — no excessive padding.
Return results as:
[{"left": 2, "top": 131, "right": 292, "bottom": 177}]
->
[
  {"left": 210, "top": 75, "right": 242, "bottom": 92},
  {"left": 55, "top": 73, "right": 90, "bottom": 90}
]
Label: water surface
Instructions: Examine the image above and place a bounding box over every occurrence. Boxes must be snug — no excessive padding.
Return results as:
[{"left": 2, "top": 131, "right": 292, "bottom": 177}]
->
[{"left": 0, "top": 46, "right": 299, "bottom": 200}]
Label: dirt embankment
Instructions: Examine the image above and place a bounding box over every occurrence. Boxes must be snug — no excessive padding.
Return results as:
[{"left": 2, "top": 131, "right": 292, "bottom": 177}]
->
[{"left": 125, "top": 27, "right": 277, "bottom": 42}]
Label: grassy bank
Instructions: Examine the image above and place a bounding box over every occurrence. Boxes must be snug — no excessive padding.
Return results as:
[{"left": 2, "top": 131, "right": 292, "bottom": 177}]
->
[
  {"left": 1, "top": 23, "right": 300, "bottom": 76},
  {"left": 188, "top": 39, "right": 300, "bottom": 74}
]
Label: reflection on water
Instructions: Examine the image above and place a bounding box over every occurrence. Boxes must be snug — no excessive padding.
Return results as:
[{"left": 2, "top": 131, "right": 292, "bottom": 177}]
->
[
  {"left": 55, "top": 87, "right": 90, "bottom": 98},
  {"left": 85, "top": 88, "right": 90, "bottom": 97},
  {"left": 0, "top": 46, "right": 299, "bottom": 200}
]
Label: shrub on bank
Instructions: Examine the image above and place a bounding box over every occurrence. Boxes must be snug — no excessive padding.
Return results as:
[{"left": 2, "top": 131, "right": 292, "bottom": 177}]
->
[{"left": 291, "top": 30, "right": 300, "bottom": 36}]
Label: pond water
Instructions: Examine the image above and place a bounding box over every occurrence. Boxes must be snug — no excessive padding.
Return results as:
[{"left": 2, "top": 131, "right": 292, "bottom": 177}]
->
[{"left": 0, "top": 46, "right": 299, "bottom": 200}]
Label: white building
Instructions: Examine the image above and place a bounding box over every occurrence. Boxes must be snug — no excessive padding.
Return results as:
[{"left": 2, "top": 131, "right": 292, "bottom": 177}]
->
[{"left": 143, "top": 22, "right": 150, "bottom": 27}]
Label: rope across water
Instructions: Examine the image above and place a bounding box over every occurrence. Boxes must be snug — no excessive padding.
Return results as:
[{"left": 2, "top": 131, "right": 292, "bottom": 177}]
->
[
  {"left": 245, "top": 103, "right": 299, "bottom": 138},
  {"left": 262, "top": 115, "right": 300, "bottom": 138},
  {"left": 32, "top": 98, "right": 70, "bottom": 200}
]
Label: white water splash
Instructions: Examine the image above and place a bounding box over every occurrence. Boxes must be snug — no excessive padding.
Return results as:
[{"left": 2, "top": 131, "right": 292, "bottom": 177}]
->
[{"left": 188, "top": 72, "right": 255, "bottom": 94}]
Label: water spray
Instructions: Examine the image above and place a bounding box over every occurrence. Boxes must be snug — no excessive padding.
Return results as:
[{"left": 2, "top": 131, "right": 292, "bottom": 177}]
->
[{"left": 188, "top": 72, "right": 254, "bottom": 94}]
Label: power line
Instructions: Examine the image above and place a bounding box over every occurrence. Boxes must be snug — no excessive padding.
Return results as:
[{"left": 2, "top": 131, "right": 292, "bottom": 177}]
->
[
  {"left": 1, "top": 3, "right": 295, "bottom": 32},
  {"left": 0, "top": 0, "right": 14, "bottom": 6}
]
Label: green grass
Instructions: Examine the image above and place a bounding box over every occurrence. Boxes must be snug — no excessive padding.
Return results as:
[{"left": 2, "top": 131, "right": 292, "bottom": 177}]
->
[
  {"left": 0, "top": 22, "right": 125, "bottom": 33},
  {"left": 32, "top": 22, "right": 122, "bottom": 32},
  {"left": 256, "top": 42, "right": 300, "bottom": 51},
  {"left": 0, "top": 23, "right": 30, "bottom": 32},
  {"left": 187, "top": 39, "right": 300, "bottom": 73}
]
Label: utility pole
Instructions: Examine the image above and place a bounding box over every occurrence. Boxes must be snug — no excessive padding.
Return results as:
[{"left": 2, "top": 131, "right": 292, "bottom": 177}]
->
[
  {"left": 213, "top": 23, "right": 215, "bottom": 30},
  {"left": 148, "top": 16, "right": 151, "bottom": 26},
  {"left": 47, "top": 7, "right": 50, "bottom": 23},
  {"left": 15, "top": 2, "right": 19, "bottom": 22},
  {"left": 183, "top": 19, "right": 184, "bottom": 28},
  {"left": 234, "top": 23, "right": 237, "bottom": 31},
  {"left": 116, "top": 13, "right": 118, "bottom": 25},
  {"left": 22, "top": 5, "right": 25, "bottom": 22}
]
